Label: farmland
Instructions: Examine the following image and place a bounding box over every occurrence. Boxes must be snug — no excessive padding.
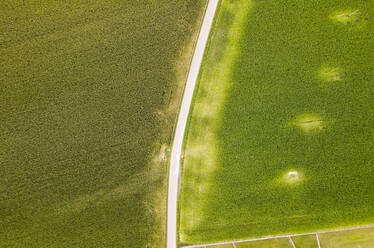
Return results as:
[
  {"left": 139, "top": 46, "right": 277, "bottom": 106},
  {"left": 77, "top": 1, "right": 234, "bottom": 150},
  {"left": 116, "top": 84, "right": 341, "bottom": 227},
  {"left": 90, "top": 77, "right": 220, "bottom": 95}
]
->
[
  {"left": 179, "top": 0, "right": 374, "bottom": 245},
  {"left": 0, "top": 0, "right": 207, "bottom": 247},
  {"left": 206, "top": 226, "right": 374, "bottom": 247}
]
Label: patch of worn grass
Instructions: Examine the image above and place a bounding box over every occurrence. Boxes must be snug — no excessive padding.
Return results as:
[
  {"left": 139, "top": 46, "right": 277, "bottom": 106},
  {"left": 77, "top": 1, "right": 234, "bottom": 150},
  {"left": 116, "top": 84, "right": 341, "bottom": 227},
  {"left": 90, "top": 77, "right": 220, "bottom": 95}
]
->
[
  {"left": 0, "top": 0, "right": 207, "bottom": 247},
  {"left": 180, "top": 0, "right": 374, "bottom": 244},
  {"left": 331, "top": 10, "right": 361, "bottom": 24},
  {"left": 319, "top": 66, "right": 345, "bottom": 82},
  {"left": 282, "top": 170, "right": 303, "bottom": 184},
  {"left": 291, "top": 113, "right": 326, "bottom": 133},
  {"left": 330, "top": 7, "right": 370, "bottom": 30}
]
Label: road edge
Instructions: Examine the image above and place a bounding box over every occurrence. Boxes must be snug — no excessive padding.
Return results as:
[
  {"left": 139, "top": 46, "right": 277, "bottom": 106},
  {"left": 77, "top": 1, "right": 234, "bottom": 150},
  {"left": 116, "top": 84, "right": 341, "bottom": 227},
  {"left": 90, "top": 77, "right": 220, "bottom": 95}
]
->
[{"left": 166, "top": 1, "right": 220, "bottom": 247}]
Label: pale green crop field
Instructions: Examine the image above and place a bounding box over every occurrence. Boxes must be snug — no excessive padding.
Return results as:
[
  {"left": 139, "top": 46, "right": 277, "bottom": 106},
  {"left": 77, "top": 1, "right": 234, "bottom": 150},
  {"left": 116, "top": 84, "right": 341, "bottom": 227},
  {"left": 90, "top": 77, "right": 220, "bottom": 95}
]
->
[
  {"left": 209, "top": 238, "right": 292, "bottom": 248},
  {"left": 319, "top": 227, "right": 374, "bottom": 247},
  {"left": 179, "top": 0, "right": 374, "bottom": 245},
  {"left": 209, "top": 227, "right": 374, "bottom": 248},
  {"left": 292, "top": 235, "right": 318, "bottom": 248}
]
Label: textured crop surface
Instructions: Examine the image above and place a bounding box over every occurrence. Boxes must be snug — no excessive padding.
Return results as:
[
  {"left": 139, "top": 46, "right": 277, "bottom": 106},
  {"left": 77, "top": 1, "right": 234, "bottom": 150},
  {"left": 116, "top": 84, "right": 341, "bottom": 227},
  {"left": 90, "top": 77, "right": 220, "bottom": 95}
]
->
[
  {"left": 180, "top": 0, "right": 374, "bottom": 244},
  {"left": 0, "top": 0, "right": 207, "bottom": 247}
]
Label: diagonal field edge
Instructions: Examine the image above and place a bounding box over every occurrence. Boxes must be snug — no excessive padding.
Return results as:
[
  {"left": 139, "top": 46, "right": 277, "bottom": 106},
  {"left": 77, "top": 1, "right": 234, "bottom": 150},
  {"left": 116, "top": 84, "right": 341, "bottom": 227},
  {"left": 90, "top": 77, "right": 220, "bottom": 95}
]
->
[
  {"left": 166, "top": 1, "right": 220, "bottom": 248},
  {"left": 182, "top": 224, "right": 374, "bottom": 247}
]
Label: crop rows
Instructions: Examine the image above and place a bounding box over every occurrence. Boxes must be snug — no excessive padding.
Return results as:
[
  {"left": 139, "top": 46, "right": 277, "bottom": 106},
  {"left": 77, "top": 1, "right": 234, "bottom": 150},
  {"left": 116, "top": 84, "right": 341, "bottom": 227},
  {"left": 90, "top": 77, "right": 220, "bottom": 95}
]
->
[{"left": 0, "top": 0, "right": 206, "bottom": 247}]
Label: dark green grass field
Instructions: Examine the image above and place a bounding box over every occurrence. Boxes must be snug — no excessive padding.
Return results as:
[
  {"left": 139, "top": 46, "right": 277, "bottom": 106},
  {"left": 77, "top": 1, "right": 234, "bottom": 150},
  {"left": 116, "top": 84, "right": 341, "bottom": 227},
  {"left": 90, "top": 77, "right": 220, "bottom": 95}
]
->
[
  {"left": 180, "top": 0, "right": 374, "bottom": 244},
  {"left": 0, "top": 0, "right": 207, "bottom": 247}
]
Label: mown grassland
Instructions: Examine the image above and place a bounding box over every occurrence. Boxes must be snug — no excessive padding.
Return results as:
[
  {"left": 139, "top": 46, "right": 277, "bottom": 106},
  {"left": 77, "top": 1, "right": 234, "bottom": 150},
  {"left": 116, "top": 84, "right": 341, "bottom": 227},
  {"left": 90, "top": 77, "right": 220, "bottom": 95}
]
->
[
  {"left": 236, "top": 238, "right": 292, "bottom": 248},
  {"left": 209, "top": 227, "right": 374, "bottom": 247},
  {"left": 180, "top": 0, "right": 374, "bottom": 244},
  {"left": 319, "top": 227, "right": 374, "bottom": 247},
  {"left": 211, "top": 227, "right": 374, "bottom": 248},
  {"left": 208, "top": 238, "right": 292, "bottom": 248},
  {"left": 292, "top": 235, "right": 318, "bottom": 248},
  {"left": 0, "top": 0, "right": 207, "bottom": 247}
]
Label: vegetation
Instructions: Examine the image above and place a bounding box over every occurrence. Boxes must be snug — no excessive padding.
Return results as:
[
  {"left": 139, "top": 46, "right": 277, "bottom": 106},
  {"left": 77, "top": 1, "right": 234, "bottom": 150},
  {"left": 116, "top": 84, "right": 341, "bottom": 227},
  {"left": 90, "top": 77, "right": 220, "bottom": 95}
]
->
[
  {"left": 236, "top": 239, "right": 292, "bottom": 248},
  {"left": 180, "top": 0, "right": 374, "bottom": 244},
  {"left": 209, "top": 239, "right": 292, "bottom": 248},
  {"left": 319, "top": 227, "right": 374, "bottom": 247},
  {"left": 292, "top": 235, "right": 318, "bottom": 248},
  {"left": 210, "top": 227, "right": 374, "bottom": 248},
  {"left": 0, "top": 0, "right": 207, "bottom": 247}
]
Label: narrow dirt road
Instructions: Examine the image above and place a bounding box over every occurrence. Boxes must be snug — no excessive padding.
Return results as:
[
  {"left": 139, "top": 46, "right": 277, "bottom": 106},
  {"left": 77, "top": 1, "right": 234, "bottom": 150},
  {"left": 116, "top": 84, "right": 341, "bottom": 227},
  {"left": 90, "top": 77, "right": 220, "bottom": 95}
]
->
[{"left": 167, "top": 1, "right": 219, "bottom": 247}]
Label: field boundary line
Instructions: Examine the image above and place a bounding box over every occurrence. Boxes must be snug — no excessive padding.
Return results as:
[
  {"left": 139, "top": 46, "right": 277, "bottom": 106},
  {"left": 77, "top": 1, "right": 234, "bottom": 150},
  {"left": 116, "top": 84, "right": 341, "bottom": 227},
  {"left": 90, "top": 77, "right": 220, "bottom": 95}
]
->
[
  {"left": 288, "top": 236, "right": 296, "bottom": 248},
  {"left": 166, "top": 0, "right": 220, "bottom": 248},
  {"left": 182, "top": 224, "right": 374, "bottom": 248},
  {"left": 316, "top": 233, "right": 321, "bottom": 248}
]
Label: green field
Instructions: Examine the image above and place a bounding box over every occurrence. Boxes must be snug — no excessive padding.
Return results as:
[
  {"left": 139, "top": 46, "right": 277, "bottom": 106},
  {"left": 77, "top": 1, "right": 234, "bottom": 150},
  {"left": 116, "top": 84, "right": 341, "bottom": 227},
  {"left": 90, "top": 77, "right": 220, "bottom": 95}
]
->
[
  {"left": 0, "top": 0, "right": 207, "bottom": 247},
  {"left": 180, "top": 0, "right": 374, "bottom": 245},
  {"left": 293, "top": 235, "right": 318, "bottom": 248},
  {"left": 319, "top": 227, "right": 374, "bottom": 247},
  {"left": 209, "top": 227, "right": 374, "bottom": 248},
  {"left": 209, "top": 238, "right": 292, "bottom": 248}
]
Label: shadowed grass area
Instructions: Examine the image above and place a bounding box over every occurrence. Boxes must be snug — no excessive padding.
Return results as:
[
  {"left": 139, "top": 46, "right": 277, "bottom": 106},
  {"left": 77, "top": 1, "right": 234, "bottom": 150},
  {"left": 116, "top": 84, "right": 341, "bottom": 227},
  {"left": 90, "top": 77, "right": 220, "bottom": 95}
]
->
[
  {"left": 180, "top": 0, "right": 374, "bottom": 244},
  {"left": 0, "top": 0, "right": 207, "bottom": 247}
]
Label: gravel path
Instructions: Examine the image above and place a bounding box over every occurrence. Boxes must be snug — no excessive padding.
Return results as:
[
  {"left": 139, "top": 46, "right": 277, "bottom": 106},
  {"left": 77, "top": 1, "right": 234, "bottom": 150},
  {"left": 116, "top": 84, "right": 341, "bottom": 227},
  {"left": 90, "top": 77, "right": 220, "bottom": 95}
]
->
[{"left": 166, "top": 1, "right": 219, "bottom": 247}]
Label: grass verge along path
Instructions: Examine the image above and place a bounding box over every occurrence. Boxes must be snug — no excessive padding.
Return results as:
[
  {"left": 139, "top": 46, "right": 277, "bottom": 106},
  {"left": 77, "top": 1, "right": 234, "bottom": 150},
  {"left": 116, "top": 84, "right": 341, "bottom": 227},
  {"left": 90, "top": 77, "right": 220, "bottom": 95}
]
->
[{"left": 167, "top": 1, "right": 219, "bottom": 247}]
